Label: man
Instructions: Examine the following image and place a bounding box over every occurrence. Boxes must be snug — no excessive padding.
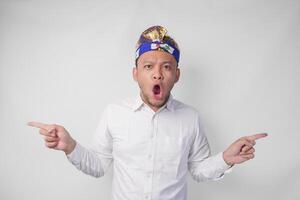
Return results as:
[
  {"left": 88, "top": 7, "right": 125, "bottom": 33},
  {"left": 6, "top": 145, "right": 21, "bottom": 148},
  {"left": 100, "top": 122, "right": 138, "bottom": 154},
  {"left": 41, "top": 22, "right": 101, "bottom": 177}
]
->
[{"left": 28, "top": 26, "right": 267, "bottom": 200}]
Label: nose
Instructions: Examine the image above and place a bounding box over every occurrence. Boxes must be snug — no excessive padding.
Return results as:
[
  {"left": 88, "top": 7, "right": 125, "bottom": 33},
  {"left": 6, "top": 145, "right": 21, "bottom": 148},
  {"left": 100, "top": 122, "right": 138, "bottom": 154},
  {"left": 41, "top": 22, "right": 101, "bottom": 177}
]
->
[{"left": 152, "top": 68, "right": 163, "bottom": 80}]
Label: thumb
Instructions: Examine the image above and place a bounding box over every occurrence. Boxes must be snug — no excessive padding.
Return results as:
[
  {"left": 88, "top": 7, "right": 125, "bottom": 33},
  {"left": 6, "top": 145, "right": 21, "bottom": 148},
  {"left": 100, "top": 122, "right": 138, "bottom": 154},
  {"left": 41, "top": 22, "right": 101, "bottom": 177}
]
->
[
  {"left": 237, "top": 139, "right": 254, "bottom": 150},
  {"left": 48, "top": 127, "right": 58, "bottom": 137}
]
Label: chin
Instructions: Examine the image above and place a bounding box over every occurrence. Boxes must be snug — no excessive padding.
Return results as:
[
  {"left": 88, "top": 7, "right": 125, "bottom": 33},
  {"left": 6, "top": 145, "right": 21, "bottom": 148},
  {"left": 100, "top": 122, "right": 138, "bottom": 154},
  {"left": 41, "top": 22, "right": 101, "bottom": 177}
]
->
[
  {"left": 141, "top": 90, "right": 168, "bottom": 107},
  {"left": 151, "top": 95, "right": 167, "bottom": 105}
]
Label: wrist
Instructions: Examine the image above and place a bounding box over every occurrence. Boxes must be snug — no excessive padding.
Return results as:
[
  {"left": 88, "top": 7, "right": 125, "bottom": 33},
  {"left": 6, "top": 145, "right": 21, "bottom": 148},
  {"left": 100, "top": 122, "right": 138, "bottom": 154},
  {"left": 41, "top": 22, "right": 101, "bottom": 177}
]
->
[
  {"left": 64, "top": 139, "right": 76, "bottom": 155},
  {"left": 223, "top": 151, "right": 234, "bottom": 166}
]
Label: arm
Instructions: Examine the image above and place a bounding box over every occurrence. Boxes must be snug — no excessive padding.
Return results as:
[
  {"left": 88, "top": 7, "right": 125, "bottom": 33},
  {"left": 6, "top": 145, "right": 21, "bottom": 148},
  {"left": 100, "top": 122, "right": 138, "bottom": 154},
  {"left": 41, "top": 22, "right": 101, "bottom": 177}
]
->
[
  {"left": 66, "top": 106, "right": 113, "bottom": 177},
  {"left": 27, "top": 106, "right": 113, "bottom": 178},
  {"left": 188, "top": 114, "right": 233, "bottom": 182},
  {"left": 188, "top": 114, "right": 268, "bottom": 182}
]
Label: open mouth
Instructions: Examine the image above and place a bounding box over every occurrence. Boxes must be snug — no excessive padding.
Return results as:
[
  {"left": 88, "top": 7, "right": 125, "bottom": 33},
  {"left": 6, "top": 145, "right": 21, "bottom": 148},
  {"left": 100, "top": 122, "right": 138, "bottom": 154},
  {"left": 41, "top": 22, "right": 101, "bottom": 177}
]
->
[
  {"left": 152, "top": 84, "right": 163, "bottom": 100},
  {"left": 153, "top": 84, "right": 161, "bottom": 95}
]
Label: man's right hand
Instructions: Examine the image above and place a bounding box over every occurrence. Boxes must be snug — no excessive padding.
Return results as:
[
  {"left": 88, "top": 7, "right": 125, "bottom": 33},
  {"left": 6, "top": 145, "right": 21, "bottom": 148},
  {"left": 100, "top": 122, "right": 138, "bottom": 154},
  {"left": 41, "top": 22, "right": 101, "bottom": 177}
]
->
[{"left": 27, "top": 121, "right": 76, "bottom": 155}]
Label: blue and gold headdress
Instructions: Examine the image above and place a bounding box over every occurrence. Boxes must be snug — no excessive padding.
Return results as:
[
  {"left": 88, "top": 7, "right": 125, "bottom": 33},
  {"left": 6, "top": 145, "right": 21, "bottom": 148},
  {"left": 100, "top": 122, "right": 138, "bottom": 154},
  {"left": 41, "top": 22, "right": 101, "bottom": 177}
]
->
[{"left": 135, "top": 26, "right": 180, "bottom": 64}]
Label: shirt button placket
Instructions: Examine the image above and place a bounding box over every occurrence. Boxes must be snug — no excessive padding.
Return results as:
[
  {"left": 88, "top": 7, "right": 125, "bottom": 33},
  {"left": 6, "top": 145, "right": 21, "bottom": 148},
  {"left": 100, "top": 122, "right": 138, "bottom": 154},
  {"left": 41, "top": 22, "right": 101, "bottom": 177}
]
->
[{"left": 143, "top": 113, "right": 157, "bottom": 200}]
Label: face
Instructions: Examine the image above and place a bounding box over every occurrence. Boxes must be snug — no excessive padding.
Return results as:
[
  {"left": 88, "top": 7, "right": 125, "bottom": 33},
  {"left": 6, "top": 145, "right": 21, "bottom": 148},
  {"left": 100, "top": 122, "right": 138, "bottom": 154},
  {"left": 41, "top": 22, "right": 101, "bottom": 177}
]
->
[{"left": 133, "top": 50, "right": 180, "bottom": 112}]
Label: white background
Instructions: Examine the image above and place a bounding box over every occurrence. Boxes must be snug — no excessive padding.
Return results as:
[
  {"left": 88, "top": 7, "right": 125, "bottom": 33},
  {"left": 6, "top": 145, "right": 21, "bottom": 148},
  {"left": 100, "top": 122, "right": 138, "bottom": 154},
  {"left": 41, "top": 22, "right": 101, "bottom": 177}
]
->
[{"left": 0, "top": 0, "right": 299, "bottom": 199}]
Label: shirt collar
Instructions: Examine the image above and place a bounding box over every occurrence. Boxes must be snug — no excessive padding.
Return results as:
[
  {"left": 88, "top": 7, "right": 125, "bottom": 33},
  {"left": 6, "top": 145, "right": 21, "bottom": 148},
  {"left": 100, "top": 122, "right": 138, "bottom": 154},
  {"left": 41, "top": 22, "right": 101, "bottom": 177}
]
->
[{"left": 132, "top": 93, "right": 175, "bottom": 112}]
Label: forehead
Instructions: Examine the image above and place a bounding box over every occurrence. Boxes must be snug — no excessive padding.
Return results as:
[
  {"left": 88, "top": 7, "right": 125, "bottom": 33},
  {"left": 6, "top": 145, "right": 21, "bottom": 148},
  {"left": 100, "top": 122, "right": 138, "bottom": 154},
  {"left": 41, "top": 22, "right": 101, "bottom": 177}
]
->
[{"left": 137, "top": 50, "right": 177, "bottom": 65}]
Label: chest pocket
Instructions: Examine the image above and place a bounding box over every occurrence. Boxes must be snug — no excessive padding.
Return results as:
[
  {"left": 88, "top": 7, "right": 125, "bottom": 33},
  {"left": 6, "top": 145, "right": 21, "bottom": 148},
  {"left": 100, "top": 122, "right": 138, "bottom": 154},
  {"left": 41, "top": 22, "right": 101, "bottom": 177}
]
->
[
  {"left": 158, "top": 136, "right": 186, "bottom": 162},
  {"left": 156, "top": 133, "right": 190, "bottom": 179}
]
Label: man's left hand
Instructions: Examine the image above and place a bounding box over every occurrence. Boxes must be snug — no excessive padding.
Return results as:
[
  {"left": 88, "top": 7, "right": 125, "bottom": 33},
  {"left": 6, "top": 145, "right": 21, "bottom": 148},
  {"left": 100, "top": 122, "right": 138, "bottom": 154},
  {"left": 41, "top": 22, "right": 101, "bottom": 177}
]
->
[{"left": 223, "top": 133, "right": 268, "bottom": 166}]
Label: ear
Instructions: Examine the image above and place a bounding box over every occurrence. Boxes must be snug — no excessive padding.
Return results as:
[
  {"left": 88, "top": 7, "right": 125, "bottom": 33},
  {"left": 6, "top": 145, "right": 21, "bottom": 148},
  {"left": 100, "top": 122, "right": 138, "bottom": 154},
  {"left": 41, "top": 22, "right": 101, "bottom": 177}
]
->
[
  {"left": 132, "top": 67, "right": 138, "bottom": 82},
  {"left": 174, "top": 67, "right": 180, "bottom": 83}
]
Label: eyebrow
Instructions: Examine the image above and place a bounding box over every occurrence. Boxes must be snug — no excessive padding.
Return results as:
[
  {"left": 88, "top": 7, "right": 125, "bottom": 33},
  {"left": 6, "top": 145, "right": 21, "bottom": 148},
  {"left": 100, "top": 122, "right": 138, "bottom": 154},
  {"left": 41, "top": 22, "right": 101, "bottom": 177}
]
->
[
  {"left": 141, "top": 60, "right": 174, "bottom": 65},
  {"left": 161, "top": 61, "right": 173, "bottom": 65}
]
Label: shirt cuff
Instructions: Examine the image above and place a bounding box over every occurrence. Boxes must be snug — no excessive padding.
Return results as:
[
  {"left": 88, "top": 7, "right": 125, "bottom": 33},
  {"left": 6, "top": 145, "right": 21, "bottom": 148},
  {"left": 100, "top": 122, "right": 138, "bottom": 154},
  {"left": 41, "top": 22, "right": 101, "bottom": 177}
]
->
[
  {"left": 66, "top": 142, "right": 85, "bottom": 165},
  {"left": 215, "top": 151, "right": 234, "bottom": 174}
]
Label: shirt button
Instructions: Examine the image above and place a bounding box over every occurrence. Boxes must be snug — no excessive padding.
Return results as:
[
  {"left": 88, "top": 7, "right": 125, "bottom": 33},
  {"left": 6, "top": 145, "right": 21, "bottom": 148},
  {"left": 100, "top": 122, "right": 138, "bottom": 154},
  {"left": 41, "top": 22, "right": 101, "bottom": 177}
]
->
[
  {"left": 145, "top": 195, "right": 150, "bottom": 199},
  {"left": 147, "top": 172, "right": 152, "bottom": 177},
  {"left": 148, "top": 154, "right": 152, "bottom": 159}
]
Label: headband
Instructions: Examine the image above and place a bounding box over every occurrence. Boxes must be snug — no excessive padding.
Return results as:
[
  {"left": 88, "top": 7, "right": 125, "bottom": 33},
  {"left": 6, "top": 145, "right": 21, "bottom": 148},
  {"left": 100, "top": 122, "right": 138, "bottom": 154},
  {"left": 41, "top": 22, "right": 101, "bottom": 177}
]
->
[
  {"left": 135, "top": 26, "right": 180, "bottom": 63},
  {"left": 135, "top": 41, "right": 180, "bottom": 63}
]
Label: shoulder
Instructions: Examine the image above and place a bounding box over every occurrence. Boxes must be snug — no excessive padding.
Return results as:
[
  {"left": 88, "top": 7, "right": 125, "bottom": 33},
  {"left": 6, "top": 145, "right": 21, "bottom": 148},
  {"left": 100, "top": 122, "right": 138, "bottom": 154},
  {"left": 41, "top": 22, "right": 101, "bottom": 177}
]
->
[
  {"left": 171, "top": 98, "right": 207, "bottom": 138},
  {"left": 172, "top": 98, "right": 202, "bottom": 118},
  {"left": 104, "top": 96, "right": 136, "bottom": 114},
  {"left": 98, "top": 97, "right": 136, "bottom": 126},
  {"left": 170, "top": 97, "right": 205, "bottom": 128}
]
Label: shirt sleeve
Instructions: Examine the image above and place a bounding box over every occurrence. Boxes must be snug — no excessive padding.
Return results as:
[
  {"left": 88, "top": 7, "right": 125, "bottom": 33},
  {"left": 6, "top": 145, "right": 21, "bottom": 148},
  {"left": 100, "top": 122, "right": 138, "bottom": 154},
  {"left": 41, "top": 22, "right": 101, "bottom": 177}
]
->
[
  {"left": 188, "top": 113, "right": 233, "bottom": 182},
  {"left": 66, "top": 105, "right": 113, "bottom": 178}
]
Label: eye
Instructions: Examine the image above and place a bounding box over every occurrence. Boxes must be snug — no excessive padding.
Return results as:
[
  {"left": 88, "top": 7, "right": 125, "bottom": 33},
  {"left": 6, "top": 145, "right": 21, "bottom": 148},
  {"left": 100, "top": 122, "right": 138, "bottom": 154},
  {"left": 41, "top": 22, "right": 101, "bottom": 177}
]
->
[
  {"left": 144, "top": 65, "right": 152, "bottom": 70},
  {"left": 163, "top": 65, "right": 171, "bottom": 70}
]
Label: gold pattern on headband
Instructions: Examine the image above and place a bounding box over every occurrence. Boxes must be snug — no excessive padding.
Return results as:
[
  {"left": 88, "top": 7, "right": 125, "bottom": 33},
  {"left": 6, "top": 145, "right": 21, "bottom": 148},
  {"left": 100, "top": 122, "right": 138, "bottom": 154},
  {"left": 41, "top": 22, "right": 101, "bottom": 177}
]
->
[
  {"left": 135, "top": 25, "right": 179, "bottom": 51},
  {"left": 142, "top": 26, "right": 167, "bottom": 42}
]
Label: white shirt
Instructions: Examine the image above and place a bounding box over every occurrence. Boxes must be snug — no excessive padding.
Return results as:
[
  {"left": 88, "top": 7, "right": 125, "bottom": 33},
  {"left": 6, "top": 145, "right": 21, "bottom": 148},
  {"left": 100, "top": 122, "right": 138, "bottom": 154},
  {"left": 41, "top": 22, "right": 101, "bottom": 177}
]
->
[{"left": 67, "top": 94, "right": 233, "bottom": 200}]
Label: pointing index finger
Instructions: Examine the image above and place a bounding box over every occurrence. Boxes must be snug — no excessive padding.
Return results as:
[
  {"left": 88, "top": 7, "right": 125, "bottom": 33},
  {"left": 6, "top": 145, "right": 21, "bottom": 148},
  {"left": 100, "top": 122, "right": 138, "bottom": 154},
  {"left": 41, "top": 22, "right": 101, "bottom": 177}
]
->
[
  {"left": 27, "top": 121, "right": 50, "bottom": 131},
  {"left": 247, "top": 133, "right": 268, "bottom": 141}
]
